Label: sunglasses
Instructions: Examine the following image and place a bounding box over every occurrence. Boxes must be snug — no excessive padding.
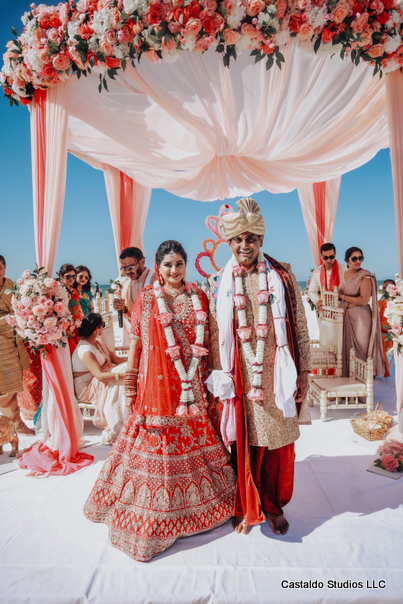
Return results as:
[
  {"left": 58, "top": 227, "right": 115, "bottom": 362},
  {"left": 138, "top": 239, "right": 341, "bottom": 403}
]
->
[
  {"left": 350, "top": 256, "right": 364, "bottom": 262},
  {"left": 120, "top": 264, "right": 138, "bottom": 272},
  {"left": 322, "top": 254, "right": 335, "bottom": 260},
  {"left": 64, "top": 274, "right": 75, "bottom": 280}
]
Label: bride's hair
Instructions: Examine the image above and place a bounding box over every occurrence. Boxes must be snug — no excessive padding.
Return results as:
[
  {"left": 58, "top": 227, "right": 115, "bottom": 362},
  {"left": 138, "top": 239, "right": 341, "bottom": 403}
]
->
[{"left": 156, "top": 240, "right": 187, "bottom": 267}]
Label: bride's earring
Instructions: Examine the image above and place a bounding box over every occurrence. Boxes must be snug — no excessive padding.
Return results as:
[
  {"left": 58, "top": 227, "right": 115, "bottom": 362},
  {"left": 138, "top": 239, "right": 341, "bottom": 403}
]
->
[{"left": 159, "top": 273, "right": 164, "bottom": 286}]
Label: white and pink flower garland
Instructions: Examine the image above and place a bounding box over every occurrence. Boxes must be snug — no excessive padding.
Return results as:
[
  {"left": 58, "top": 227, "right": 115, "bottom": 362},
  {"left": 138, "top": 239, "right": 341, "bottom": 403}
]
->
[
  {"left": 5, "top": 266, "right": 74, "bottom": 354},
  {"left": 2, "top": 0, "right": 403, "bottom": 106},
  {"left": 233, "top": 255, "right": 270, "bottom": 401},
  {"left": 381, "top": 279, "right": 403, "bottom": 354},
  {"left": 153, "top": 280, "right": 208, "bottom": 415}
]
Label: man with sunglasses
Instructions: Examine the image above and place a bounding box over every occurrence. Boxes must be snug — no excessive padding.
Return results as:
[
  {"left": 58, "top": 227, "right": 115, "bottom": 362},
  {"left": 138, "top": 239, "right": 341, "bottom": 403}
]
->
[
  {"left": 113, "top": 247, "right": 155, "bottom": 320},
  {"left": 308, "top": 243, "right": 347, "bottom": 313}
]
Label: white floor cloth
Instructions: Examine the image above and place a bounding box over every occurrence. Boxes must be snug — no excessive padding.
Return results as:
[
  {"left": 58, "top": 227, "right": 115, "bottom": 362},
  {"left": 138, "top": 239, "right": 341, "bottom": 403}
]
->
[{"left": 0, "top": 302, "right": 401, "bottom": 604}]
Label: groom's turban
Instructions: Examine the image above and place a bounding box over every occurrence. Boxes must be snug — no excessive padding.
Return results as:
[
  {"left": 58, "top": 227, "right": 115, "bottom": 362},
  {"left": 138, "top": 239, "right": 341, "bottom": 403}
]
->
[{"left": 219, "top": 198, "right": 266, "bottom": 241}]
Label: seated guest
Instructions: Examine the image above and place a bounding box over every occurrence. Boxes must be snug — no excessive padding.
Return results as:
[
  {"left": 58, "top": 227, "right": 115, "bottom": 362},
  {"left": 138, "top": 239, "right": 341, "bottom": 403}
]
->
[
  {"left": 338, "top": 247, "right": 384, "bottom": 377},
  {"left": 72, "top": 314, "right": 127, "bottom": 445},
  {"left": 379, "top": 279, "right": 396, "bottom": 378},
  {"left": 0, "top": 254, "right": 33, "bottom": 435},
  {"left": 58, "top": 263, "right": 83, "bottom": 355},
  {"left": 74, "top": 265, "right": 94, "bottom": 316},
  {"left": 308, "top": 242, "right": 347, "bottom": 349}
]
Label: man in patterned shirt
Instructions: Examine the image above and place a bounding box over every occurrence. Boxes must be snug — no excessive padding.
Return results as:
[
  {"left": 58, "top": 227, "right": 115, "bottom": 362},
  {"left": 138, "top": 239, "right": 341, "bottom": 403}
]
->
[{"left": 208, "top": 198, "right": 311, "bottom": 537}]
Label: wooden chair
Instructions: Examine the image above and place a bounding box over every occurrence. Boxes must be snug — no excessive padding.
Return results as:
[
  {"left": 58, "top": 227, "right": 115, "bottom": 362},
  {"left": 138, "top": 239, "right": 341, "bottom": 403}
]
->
[{"left": 309, "top": 348, "right": 374, "bottom": 421}]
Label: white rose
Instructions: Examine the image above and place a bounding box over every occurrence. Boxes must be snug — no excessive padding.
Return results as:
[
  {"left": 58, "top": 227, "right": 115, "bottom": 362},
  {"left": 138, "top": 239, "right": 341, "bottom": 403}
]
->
[
  {"left": 44, "top": 277, "right": 56, "bottom": 288},
  {"left": 384, "top": 34, "right": 401, "bottom": 55},
  {"left": 26, "top": 48, "right": 43, "bottom": 73},
  {"left": 123, "top": 0, "right": 138, "bottom": 13},
  {"left": 67, "top": 20, "right": 80, "bottom": 42},
  {"left": 161, "top": 49, "right": 181, "bottom": 63},
  {"left": 113, "top": 43, "right": 130, "bottom": 59}
]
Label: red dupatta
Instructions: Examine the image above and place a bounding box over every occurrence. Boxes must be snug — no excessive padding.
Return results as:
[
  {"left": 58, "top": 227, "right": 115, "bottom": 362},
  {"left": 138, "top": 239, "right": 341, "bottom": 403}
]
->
[{"left": 320, "top": 259, "right": 340, "bottom": 291}]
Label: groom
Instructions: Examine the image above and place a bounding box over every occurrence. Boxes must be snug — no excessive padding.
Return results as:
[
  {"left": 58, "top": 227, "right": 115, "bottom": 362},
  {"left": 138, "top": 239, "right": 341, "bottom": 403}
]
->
[{"left": 208, "top": 198, "right": 311, "bottom": 536}]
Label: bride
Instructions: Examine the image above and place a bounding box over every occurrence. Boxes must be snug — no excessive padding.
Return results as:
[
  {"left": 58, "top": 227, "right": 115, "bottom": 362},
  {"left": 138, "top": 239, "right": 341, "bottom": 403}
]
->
[{"left": 84, "top": 240, "right": 235, "bottom": 561}]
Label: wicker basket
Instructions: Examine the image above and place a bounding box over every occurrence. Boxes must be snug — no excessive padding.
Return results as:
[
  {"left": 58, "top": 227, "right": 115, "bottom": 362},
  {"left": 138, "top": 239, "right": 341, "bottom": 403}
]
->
[{"left": 350, "top": 402, "right": 394, "bottom": 441}]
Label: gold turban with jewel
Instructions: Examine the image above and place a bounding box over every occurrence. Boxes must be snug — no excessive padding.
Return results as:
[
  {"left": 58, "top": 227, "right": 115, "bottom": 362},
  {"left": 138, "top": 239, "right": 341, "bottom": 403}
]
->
[{"left": 220, "top": 198, "right": 266, "bottom": 241}]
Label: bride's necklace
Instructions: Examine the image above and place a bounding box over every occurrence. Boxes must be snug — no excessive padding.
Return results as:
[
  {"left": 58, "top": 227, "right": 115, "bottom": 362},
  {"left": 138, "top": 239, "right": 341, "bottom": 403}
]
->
[
  {"left": 233, "top": 251, "right": 270, "bottom": 401},
  {"left": 164, "top": 284, "right": 185, "bottom": 298},
  {"left": 153, "top": 281, "right": 208, "bottom": 416}
]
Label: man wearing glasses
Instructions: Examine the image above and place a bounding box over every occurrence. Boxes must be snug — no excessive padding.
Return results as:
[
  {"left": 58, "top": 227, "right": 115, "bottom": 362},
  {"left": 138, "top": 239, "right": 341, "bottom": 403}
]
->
[
  {"left": 308, "top": 243, "right": 347, "bottom": 313},
  {"left": 113, "top": 247, "right": 155, "bottom": 320}
]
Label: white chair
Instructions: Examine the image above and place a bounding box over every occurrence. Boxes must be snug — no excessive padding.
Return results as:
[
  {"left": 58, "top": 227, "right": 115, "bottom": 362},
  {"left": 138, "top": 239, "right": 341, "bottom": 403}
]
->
[
  {"left": 310, "top": 288, "right": 343, "bottom": 379},
  {"left": 93, "top": 294, "right": 115, "bottom": 352},
  {"left": 309, "top": 348, "right": 374, "bottom": 421}
]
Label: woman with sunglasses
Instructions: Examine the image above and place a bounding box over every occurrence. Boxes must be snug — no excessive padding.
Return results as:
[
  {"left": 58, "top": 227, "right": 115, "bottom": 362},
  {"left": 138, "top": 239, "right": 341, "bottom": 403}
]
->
[
  {"left": 72, "top": 313, "right": 127, "bottom": 445},
  {"left": 73, "top": 265, "right": 94, "bottom": 316},
  {"left": 58, "top": 263, "right": 84, "bottom": 355},
  {"left": 338, "top": 247, "right": 384, "bottom": 377}
]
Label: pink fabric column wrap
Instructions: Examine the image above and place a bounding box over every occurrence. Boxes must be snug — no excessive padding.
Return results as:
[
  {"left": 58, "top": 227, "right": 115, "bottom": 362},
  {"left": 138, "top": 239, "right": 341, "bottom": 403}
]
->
[
  {"left": 19, "top": 347, "right": 93, "bottom": 475},
  {"left": 386, "top": 70, "right": 403, "bottom": 278},
  {"left": 298, "top": 178, "right": 341, "bottom": 266},
  {"left": 104, "top": 165, "right": 151, "bottom": 265}
]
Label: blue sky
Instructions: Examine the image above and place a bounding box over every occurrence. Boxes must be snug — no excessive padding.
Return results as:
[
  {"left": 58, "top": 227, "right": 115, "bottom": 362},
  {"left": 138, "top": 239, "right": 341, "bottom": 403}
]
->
[{"left": 0, "top": 1, "right": 398, "bottom": 285}]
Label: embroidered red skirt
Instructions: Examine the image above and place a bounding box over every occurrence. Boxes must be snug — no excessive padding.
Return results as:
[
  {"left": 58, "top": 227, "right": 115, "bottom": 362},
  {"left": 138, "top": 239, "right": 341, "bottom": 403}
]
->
[{"left": 84, "top": 411, "right": 236, "bottom": 562}]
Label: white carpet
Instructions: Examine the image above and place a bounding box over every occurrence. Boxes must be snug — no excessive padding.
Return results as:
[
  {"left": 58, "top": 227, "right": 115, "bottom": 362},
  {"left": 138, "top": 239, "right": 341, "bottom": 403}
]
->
[{"left": 1, "top": 376, "right": 402, "bottom": 604}]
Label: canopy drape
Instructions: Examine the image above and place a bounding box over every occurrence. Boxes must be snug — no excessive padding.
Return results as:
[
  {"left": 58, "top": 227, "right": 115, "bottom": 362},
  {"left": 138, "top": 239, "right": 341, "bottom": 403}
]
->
[
  {"left": 298, "top": 178, "right": 341, "bottom": 267},
  {"left": 103, "top": 166, "right": 151, "bottom": 264},
  {"left": 66, "top": 42, "right": 388, "bottom": 202}
]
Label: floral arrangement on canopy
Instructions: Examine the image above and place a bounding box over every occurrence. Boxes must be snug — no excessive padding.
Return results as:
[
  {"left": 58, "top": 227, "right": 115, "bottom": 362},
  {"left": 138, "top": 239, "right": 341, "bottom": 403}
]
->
[
  {"left": 5, "top": 266, "right": 74, "bottom": 354},
  {"left": 381, "top": 280, "right": 403, "bottom": 354},
  {"left": 2, "top": 0, "right": 403, "bottom": 105}
]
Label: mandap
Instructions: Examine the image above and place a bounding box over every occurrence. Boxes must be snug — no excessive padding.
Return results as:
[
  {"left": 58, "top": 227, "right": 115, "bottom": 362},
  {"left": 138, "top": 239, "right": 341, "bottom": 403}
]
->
[{"left": 2, "top": 0, "right": 403, "bottom": 472}]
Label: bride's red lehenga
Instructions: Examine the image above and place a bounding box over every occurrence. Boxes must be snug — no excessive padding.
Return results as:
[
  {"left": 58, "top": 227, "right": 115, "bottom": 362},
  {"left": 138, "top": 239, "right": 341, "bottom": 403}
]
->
[{"left": 83, "top": 286, "right": 236, "bottom": 561}]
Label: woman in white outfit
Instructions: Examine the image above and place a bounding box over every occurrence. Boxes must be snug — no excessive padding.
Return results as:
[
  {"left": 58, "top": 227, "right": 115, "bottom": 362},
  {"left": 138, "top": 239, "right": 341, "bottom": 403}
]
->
[{"left": 72, "top": 314, "right": 127, "bottom": 445}]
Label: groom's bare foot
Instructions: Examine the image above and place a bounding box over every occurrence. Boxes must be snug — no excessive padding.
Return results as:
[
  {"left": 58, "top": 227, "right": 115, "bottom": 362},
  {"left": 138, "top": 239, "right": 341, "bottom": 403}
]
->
[
  {"left": 232, "top": 516, "right": 250, "bottom": 534},
  {"left": 267, "top": 513, "right": 289, "bottom": 535}
]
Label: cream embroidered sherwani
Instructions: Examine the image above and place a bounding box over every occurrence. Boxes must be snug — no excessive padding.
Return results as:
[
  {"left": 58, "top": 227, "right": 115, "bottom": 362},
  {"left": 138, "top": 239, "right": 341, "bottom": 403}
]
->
[{"left": 209, "top": 262, "right": 311, "bottom": 450}]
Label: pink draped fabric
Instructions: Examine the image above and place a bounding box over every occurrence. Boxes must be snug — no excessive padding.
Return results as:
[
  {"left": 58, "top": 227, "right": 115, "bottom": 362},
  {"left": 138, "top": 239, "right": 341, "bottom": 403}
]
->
[
  {"left": 103, "top": 165, "right": 151, "bottom": 263},
  {"left": 297, "top": 178, "right": 341, "bottom": 266},
  {"left": 26, "top": 84, "right": 94, "bottom": 474},
  {"left": 66, "top": 44, "right": 388, "bottom": 201},
  {"left": 386, "top": 70, "right": 403, "bottom": 278},
  {"left": 18, "top": 347, "right": 93, "bottom": 475}
]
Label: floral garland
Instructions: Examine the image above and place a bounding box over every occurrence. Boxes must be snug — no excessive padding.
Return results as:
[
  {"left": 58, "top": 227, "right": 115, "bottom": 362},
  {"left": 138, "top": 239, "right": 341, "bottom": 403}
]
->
[
  {"left": 233, "top": 254, "right": 271, "bottom": 401},
  {"left": 5, "top": 265, "right": 74, "bottom": 354},
  {"left": 153, "top": 280, "right": 208, "bottom": 415},
  {"left": 2, "top": 0, "right": 403, "bottom": 106},
  {"left": 381, "top": 279, "right": 403, "bottom": 354}
]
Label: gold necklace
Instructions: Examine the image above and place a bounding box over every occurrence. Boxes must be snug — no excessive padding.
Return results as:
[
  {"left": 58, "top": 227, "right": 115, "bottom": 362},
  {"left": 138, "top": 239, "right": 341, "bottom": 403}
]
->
[{"left": 164, "top": 285, "right": 186, "bottom": 298}]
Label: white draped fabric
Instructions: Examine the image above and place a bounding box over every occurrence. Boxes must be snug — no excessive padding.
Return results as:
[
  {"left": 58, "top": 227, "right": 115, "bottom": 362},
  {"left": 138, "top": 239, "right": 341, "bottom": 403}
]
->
[
  {"left": 65, "top": 42, "right": 388, "bottom": 202},
  {"left": 298, "top": 178, "right": 341, "bottom": 266},
  {"left": 103, "top": 165, "right": 151, "bottom": 264}
]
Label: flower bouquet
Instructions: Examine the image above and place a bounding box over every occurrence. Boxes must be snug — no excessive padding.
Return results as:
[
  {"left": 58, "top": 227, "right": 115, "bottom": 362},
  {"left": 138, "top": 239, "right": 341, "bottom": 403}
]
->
[
  {"left": 106, "top": 275, "right": 124, "bottom": 296},
  {"left": 5, "top": 266, "right": 72, "bottom": 354},
  {"left": 380, "top": 280, "right": 403, "bottom": 354},
  {"left": 374, "top": 439, "right": 403, "bottom": 473}
]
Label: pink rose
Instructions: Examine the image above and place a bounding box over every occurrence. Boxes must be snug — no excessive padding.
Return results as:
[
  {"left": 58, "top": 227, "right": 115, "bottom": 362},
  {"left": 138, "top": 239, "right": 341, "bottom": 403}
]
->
[
  {"left": 351, "top": 13, "right": 369, "bottom": 34},
  {"left": 224, "top": 29, "right": 240, "bottom": 45},
  {"left": 37, "top": 48, "right": 51, "bottom": 64},
  {"left": 168, "top": 22, "right": 181, "bottom": 33},
  {"left": 166, "top": 344, "right": 181, "bottom": 359},
  {"left": 392, "top": 323, "right": 402, "bottom": 335},
  {"left": 185, "top": 283, "right": 198, "bottom": 295},
  {"left": 54, "top": 301, "right": 65, "bottom": 314},
  {"left": 38, "top": 296, "right": 47, "bottom": 305},
  {"left": 333, "top": 1, "right": 350, "bottom": 23},
  {"left": 105, "top": 29, "right": 117, "bottom": 44},
  {"left": 159, "top": 312, "right": 173, "bottom": 326},
  {"left": 21, "top": 296, "right": 32, "bottom": 308},
  {"left": 99, "top": 38, "right": 114, "bottom": 56},
  {"left": 47, "top": 27, "right": 64, "bottom": 45},
  {"left": 380, "top": 454, "right": 399, "bottom": 472},
  {"left": 172, "top": 0, "right": 184, "bottom": 5},
  {"left": 241, "top": 23, "right": 259, "bottom": 38},
  {"left": 44, "top": 317, "right": 57, "bottom": 328},
  {"left": 275, "top": 0, "right": 287, "bottom": 18},
  {"left": 256, "top": 290, "right": 270, "bottom": 304},
  {"left": 117, "top": 25, "right": 133, "bottom": 44},
  {"left": 234, "top": 294, "right": 247, "bottom": 308},
  {"left": 256, "top": 262, "right": 266, "bottom": 273},
  {"left": 44, "top": 299, "right": 54, "bottom": 308},
  {"left": 132, "top": 22, "right": 144, "bottom": 35},
  {"left": 256, "top": 324, "right": 269, "bottom": 338},
  {"left": 44, "top": 277, "right": 57, "bottom": 288},
  {"left": 16, "top": 279, "right": 23, "bottom": 285},
  {"left": 297, "top": 22, "right": 314, "bottom": 40},
  {"left": 20, "top": 309, "right": 32, "bottom": 320},
  {"left": 367, "top": 44, "right": 384, "bottom": 58},
  {"left": 37, "top": 336, "right": 49, "bottom": 345},
  {"left": 5, "top": 315, "right": 16, "bottom": 327},
  {"left": 33, "top": 305, "right": 47, "bottom": 317},
  {"left": 191, "top": 344, "right": 209, "bottom": 357},
  {"left": 185, "top": 18, "right": 202, "bottom": 36},
  {"left": 232, "top": 265, "right": 246, "bottom": 278},
  {"left": 110, "top": 7, "right": 121, "bottom": 29},
  {"left": 247, "top": 0, "right": 265, "bottom": 16},
  {"left": 205, "top": 0, "right": 217, "bottom": 11},
  {"left": 247, "top": 386, "right": 264, "bottom": 400},
  {"left": 387, "top": 284, "right": 399, "bottom": 296},
  {"left": 196, "top": 310, "right": 207, "bottom": 322},
  {"left": 237, "top": 326, "right": 252, "bottom": 341},
  {"left": 144, "top": 49, "right": 160, "bottom": 63},
  {"left": 162, "top": 37, "right": 177, "bottom": 51},
  {"left": 22, "top": 270, "right": 31, "bottom": 280},
  {"left": 52, "top": 53, "right": 71, "bottom": 71}
]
